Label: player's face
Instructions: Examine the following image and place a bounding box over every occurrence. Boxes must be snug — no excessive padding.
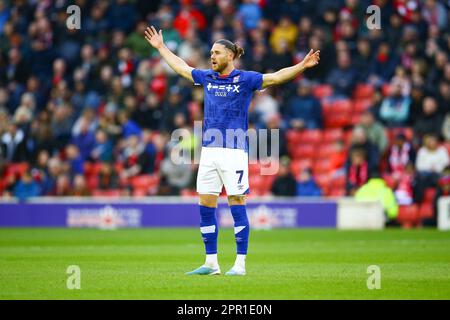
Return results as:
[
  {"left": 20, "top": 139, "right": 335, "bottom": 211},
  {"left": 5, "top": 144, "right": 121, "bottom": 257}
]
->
[{"left": 210, "top": 43, "right": 232, "bottom": 72}]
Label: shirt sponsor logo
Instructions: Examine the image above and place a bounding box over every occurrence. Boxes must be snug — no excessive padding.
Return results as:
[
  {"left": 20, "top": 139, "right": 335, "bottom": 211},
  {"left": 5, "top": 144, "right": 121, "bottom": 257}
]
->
[{"left": 207, "top": 83, "right": 240, "bottom": 93}]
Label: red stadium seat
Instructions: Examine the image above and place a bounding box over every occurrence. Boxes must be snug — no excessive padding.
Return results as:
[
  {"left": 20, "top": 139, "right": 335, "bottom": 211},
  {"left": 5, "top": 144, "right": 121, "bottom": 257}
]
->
[
  {"left": 312, "top": 84, "right": 333, "bottom": 99},
  {"left": 290, "top": 159, "right": 313, "bottom": 176},
  {"left": 328, "top": 187, "right": 346, "bottom": 197},
  {"left": 290, "top": 144, "right": 315, "bottom": 159},
  {"left": 331, "top": 99, "right": 353, "bottom": 114},
  {"left": 353, "top": 83, "right": 375, "bottom": 99},
  {"left": 322, "top": 129, "right": 344, "bottom": 143},
  {"left": 423, "top": 188, "right": 437, "bottom": 204},
  {"left": 92, "top": 189, "right": 123, "bottom": 197},
  {"left": 351, "top": 113, "right": 362, "bottom": 126},
  {"left": 313, "top": 159, "right": 331, "bottom": 174},
  {"left": 324, "top": 114, "right": 350, "bottom": 128},
  {"left": 286, "top": 129, "right": 303, "bottom": 145},
  {"left": 299, "top": 129, "right": 322, "bottom": 144},
  {"left": 419, "top": 203, "right": 434, "bottom": 219},
  {"left": 6, "top": 162, "right": 29, "bottom": 178},
  {"left": 382, "top": 83, "right": 391, "bottom": 96},
  {"left": 331, "top": 174, "right": 346, "bottom": 188},
  {"left": 316, "top": 143, "right": 336, "bottom": 158},
  {"left": 353, "top": 98, "right": 373, "bottom": 113},
  {"left": 397, "top": 205, "right": 420, "bottom": 228}
]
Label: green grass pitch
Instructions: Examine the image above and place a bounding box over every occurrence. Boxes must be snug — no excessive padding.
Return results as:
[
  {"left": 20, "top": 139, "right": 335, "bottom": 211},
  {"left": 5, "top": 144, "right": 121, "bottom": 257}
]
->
[{"left": 0, "top": 228, "right": 449, "bottom": 299}]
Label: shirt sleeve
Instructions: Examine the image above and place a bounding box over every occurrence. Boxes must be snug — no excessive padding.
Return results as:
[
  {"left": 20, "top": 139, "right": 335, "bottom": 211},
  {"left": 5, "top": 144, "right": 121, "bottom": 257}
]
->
[
  {"left": 191, "top": 69, "right": 208, "bottom": 86},
  {"left": 246, "top": 71, "right": 263, "bottom": 91}
]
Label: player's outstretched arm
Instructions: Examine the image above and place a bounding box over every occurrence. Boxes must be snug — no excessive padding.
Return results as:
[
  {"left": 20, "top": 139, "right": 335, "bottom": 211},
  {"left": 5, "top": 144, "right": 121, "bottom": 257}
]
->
[
  {"left": 262, "top": 49, "right": 320, "bottom": 89},
  {"left": 144, "top": 26, "right": 194, "bottom": 82}
]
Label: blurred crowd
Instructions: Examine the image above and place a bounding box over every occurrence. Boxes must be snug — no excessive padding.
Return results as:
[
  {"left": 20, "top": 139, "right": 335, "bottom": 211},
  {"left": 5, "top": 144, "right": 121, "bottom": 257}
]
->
[{"left": 0, "top": 0, "right": 450, "bottom": 225}]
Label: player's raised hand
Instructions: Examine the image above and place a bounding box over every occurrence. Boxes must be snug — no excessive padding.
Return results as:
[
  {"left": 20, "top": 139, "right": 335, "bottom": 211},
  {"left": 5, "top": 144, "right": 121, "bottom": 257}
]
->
[
  {"left": 144, "top": 26, "right": 164, "bottom": 50},
  {"left": 302, "top": 49, "right": 321, "bottom": 69}
]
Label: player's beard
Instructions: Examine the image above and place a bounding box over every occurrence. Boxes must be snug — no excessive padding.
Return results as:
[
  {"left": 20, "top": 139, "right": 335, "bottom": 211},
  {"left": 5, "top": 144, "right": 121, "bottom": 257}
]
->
[{"left": 213, "top": 60, "right": 228, "bottom": 73}]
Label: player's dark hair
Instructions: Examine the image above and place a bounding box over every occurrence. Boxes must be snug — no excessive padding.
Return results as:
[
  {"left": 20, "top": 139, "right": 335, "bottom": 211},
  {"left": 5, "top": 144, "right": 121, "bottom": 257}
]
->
[{"left": 214, "top": 39, "right": 245, "bottom": 59}]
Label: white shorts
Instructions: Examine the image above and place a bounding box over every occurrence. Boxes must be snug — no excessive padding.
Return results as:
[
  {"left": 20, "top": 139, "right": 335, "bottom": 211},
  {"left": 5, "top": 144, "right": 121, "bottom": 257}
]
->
[{"left": 197, "top": 147, "right": 249, "bottom": 196}]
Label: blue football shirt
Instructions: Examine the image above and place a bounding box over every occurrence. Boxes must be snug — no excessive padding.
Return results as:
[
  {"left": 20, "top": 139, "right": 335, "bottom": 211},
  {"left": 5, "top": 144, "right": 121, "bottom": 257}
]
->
[{"left": 191, "top": 68, "right": 263, "bottom": 152}]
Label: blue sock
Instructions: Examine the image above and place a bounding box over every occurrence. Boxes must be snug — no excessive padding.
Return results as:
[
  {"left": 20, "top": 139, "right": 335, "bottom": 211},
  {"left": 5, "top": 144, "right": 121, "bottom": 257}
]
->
[
  {"left": 230, "top": 205, "right": 249, "bottom": 255},
  {"left": 199, "top": 205, "right": 218, "bottom": 254}
]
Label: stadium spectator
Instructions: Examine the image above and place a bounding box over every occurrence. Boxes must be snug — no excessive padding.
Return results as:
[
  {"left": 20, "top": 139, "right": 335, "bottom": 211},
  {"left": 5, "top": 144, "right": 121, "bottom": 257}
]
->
[
  {"left": 379, "top": 82, "right": 411, "bottom": 127},
  {"left": 285, "top": 79, "right": 322, "bottom": 129},
  {"left": 237, "top": 0, "right": 262, "bottom": 31},
  {"left": 348, "top": 127, "right": 379, "bottom": 171},
  {"left": 1, "top": 122, "right": 27, "bottom": 163},
  {"left": 91, "top": 129, "right": 114, "bottom": 163},
  {"left": 415, "top": 133, "right": 450, "bottom": 202},
  {"left": 13, "top": 170, "right": 41, "bottom": 201},
  {"left": 251, "top": 88, "right": 279, "bottom": 128},
  {"left": 355, "top": 171, "right": 399, "bottom": 226},
  {"left": 346, "top": 147, "right": 369, "bottom": 195},
  {"left": 159, "top": 150, "right": 193, "bottom": 196},
  {"left": 326, "top": 50, "right": 357, "bottom": 97},
  {"left": 386, "top": 133, "right": 416, "bottom": 182},
  {"left": 269, "top": 16, "right": 298, "bottom": 54},
  {"left": 98, "top": 161, "right": 120, "bottom": 190},
  {"left": 394, "top": 162, "right": 416, "bottom": 205},
  {"left": 329, "top": 140, "right": 347, "bottom": 177},
  {"left": 173, "top": 0, "right": 207, "bottom": 38},
  {"left": 296, "top": 168, "right": 322, "bottom": 197},
  {"left": 413, "top": 96, "right": 444, "bottom": 139},
  {"left": 120, "top": 135, "right": 153, "bottom": 179},
  {"left": 369, "top": 42, "right": 399, "bottom": 84},
  {"left": 70, "top": 174, "right": 91, "bottom": 197},
  {"left": 270, "top": 157, "right": 297, "bottom": 196},
  {"left": 65, "top": 144, "right": 84, "bottom": 176},
  {"left": 356, "top": 109, "right": 388, "bottom": 154}
]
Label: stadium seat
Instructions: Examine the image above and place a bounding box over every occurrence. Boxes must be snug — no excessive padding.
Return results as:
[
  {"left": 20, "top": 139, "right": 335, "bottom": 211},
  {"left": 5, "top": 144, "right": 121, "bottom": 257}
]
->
[
  {"left": 286, "top": 129, "right": 303, "bottom": 145},
  {"left": 423, "top": 188, "right": 437, "bottom": 204},
  {"left": 6, "top": 162, "right": 28, "bottom": 178},
  {"left": 353, "top": 98, "right": 373, "bottom": 113},
  {"left": 351, "top": 113, "right": 362, "bottom": 126},
  {"left": 397, "top": 204, "right": 420, "bottom": 228},
  {"left": 324, "top": 114, "right": 350, "bottom": 128},
  {"left": 290, "top": 159, "right": 313, "bottom": 176},
  {"left": 328, "top": 187, "right": 346, "bottom": 197},
  {"left": 419, "top": 203, "right": 434, "bottom": 219},
  {"left": 322, "top": 129, "right": 344, "bottom": 143},
  {"left": 290, "top": 144, "right": 315, "bottom": 159},
  {"left": 87, "top": 176, "right": 99, "bottom": 190},
  {"left": 131, "top": 175, "right": 154, "bottom": 190},
  {"left": 353, "top": 83, "right": 375, "bottom": 99},
  {"left": 314, "top": 173, "right": 331, "bottom": 189},
  {"left": 313, "top": 159, "right": 331, "bottom": 174},
  {"left": 299, "top": 129, "right": 322, "bottom": 144},
  {"left": 316, "top": 143, "right": 336, "bottom": 158},
  {"left": 381, "top": 83, "right": 391, "bottom": 96},
  {"left": 92, "top": 189, "right": 123, "bottom": 197},
  {"left": 312, "top": 84, "right": 333, "bottom": 99},
  {"left": 331, "top": 99, "right": 353, "bottom": 114},
  {"left": 331, "top": 175, "right": 346, "bottom": 188}
]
